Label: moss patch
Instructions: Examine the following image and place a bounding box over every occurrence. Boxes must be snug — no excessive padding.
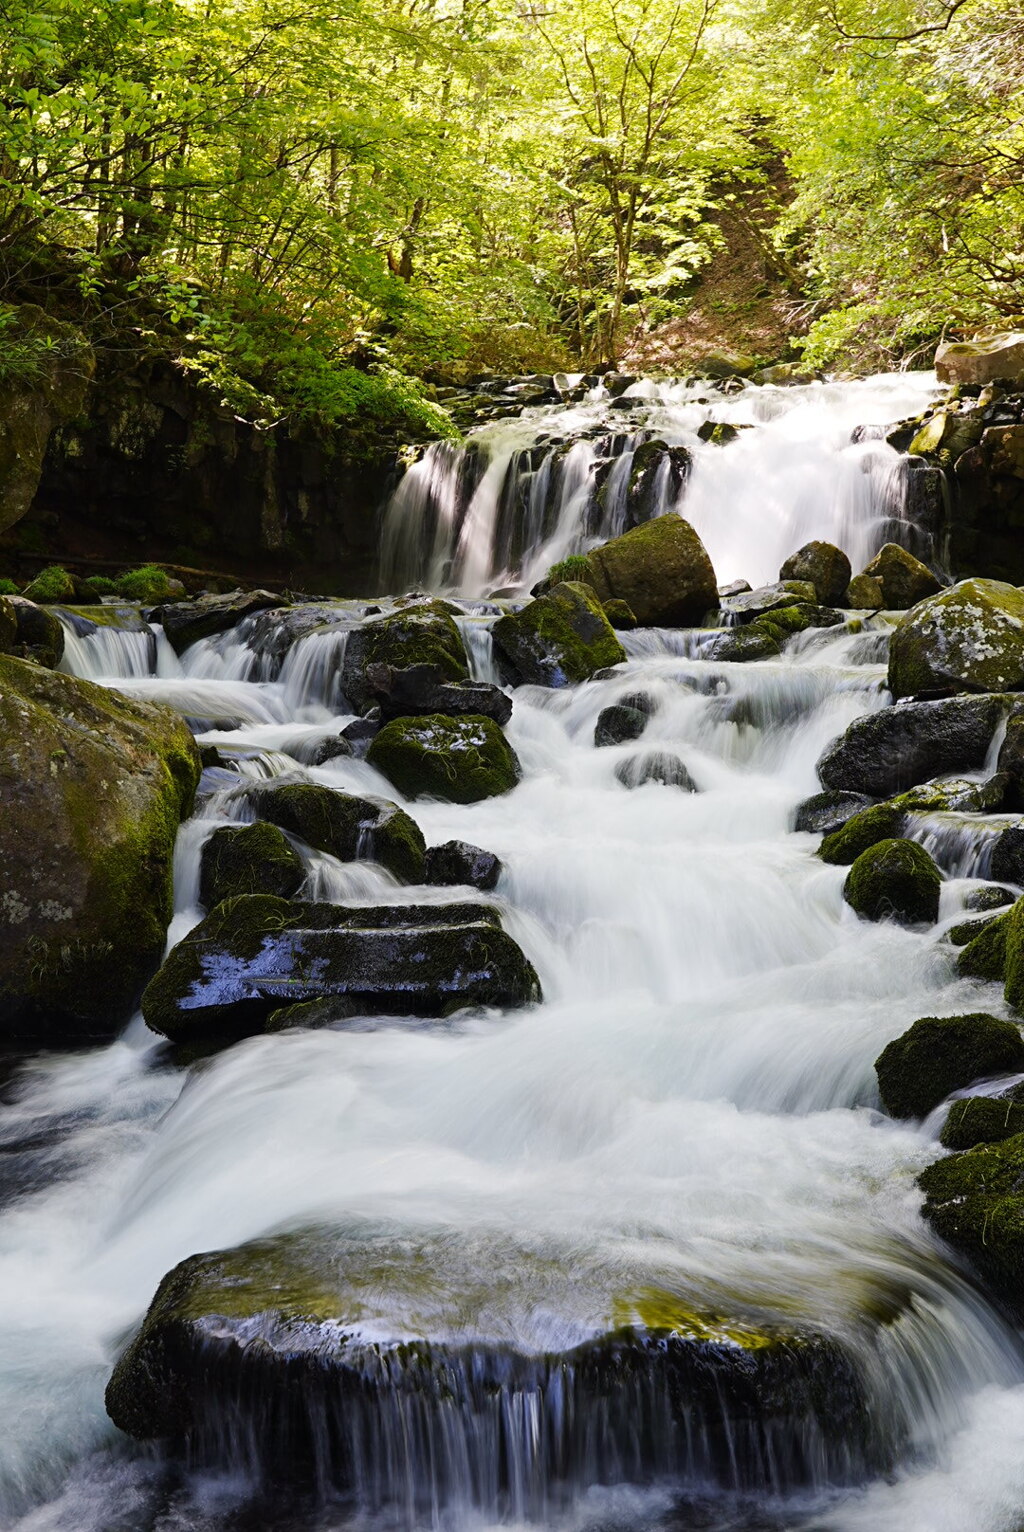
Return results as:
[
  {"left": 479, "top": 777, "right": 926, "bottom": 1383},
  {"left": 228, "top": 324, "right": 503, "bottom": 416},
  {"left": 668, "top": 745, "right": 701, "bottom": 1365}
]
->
[
  {"left": 368, "top": 714, "right": 521, "bottom": 803},
  {"left": 875, "top": 1012, "right": 1024, "bottom": 1118},
  {"left": 843, "top": 838, "right": 941, "bottom": 925},
  {"left": 492, "top": 581, "right": 626, "bottom": 687}
]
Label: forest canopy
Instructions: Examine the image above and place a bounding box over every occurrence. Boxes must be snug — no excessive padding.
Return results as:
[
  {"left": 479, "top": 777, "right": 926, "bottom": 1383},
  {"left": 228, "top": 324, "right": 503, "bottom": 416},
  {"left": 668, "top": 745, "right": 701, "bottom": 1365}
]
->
[{"left": 0, "top": 0, "right": 1022, "bottom": 405}]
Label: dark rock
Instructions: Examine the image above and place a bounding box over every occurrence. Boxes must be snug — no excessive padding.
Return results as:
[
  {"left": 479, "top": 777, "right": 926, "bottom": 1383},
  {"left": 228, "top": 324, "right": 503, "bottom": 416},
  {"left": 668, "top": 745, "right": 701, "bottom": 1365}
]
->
[
  {"left": 615, "top": 752, "right": 697, "bottom": 790},
  {"left": 888, "top": 579, "right": 1024, "bottom": 699},
  {"left": 305, "top": 734, "right": 355, "bottom": 766},
  {"left": 263, "top": 996, "right": 369, "bottom": 1031},
  {"left": 141, "top": 895, "right": 541, "bottom": 1043},
  {"left": 340, "top": 717, "right": 380, "bottom": 757},
  {"left": 991, "top": 828, "right": 1024, "bottom": 887},
  {"left": 198, "top": 744, "right": 225, "bottom": 769},
  {"left": 705, "top": 627, "right": 780, "bottom": 663},
  {"left": 152, "top": 590, "right": 283, "bottom": 654},
  {"left": 779, "top": 542, "right": 851, "bottom": 606},
  {"left": 583, "top": 516, "right": 717, "bottom": 627},
  {"left": 492, "top": 582, "right": 625, "bottom": 687},
  {"left": 816, "top": 696, "right": 1004, "bottom": 797},
  {"left": 919, "top": 1133, "right": 1024, "bottom": 1316},
  {"left": 368, "top": 714, "right": 520, "bottom": 804},
  {"left": 1005, "top": 897, "right": 1024, "bottom": 1012},
  {"left": 843, "top": 839, "right": 941, "bottom": 925},
  {"left": 360, "top": 661, "right": 511, "bottom": 725},
  {"left": 247, "top": 781, "right": 425, "bottom": 883},
  {"left": 594, "top": 703, "right": 648, "bottom": 747},
  {"left": 819, "top": 803, "right": 906, "bottom": 865},
  {"left": 342, "top": 601, "right": 469, "bottom": 713},
  {"left": 940, "top": 1095, "right": 1024, "bottom": 1151},
  {"left": 998, "top": 710, "right": 1024, "bottom": 808},
  {"left": 794, "top": 791, "right": 876, "bottom": 836},
  {"left": 625, "top": 441, "right": 690, "bottom": 528},
  {"left": 199, "top": 822, "right": 305, "bottom": 909},
  {"left": 964, "top": 885, "right": 1017, "bottom": 913},
  {"left": 425, "top": 840, "right": 502, "bottom": 891},
  {"left": 602, "top": 599, "right": 637, "bottom": 630},
  {"left": 7, "top": 597, "right": 65, "bottom": 668},
  {"left": 860, "top": 544, "right": 941, "bottom": 610},
  {"left": 875, "top": 1013, "right": 1024, "bottom": 1118},
  {"left": 947, "top": 913, "right": 1002, "bottom": 946}
]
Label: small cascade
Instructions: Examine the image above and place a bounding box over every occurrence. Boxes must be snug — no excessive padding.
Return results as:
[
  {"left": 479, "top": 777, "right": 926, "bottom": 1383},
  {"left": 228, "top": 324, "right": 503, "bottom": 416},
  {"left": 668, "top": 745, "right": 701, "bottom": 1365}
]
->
[{"left": 57, "top": 612, "right": 157, "bottom": 679}]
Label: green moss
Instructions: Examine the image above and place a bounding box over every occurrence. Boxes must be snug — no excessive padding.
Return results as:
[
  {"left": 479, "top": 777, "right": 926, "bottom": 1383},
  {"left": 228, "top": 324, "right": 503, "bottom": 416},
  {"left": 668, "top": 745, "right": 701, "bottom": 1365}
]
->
[
  {"left": 957, "top": 911, "right": 1009, "bottom": 981},
  {"left": 940, "top": 1095, "right": 1024, "bottom": 1150},
  {"left": 250, "top": 782, "right": 426, "bottom": 883},
  {"left": 492, "top": 581, "right": 626, "bottom": 686},
  {"left": 602, "top": 598, "right": 636, "bottom": 630},
  {"left": 1004, "top": 896, "right": 1024, "bottom": 1013},
  {"left": 948, "top": 913, "right": 1001, "bottom": 947},
  {"left": 611, "top": 1287, "right": 774, "bottom": 1349},
  {"left": 919, "top": 1133, "right": 1024, "bottom": 1314},
  {"left": 0, "top": 578, "right": 17, "bottom": 596},
  {"left": 819, "top": 803, "right": 906, "bottom": 865},
  {"left": 342, "top": 599, "right": 470, "bottom": 711},
  {"left": 368, "top": 713, "right": 521, "bottom": 803},
  {"left": 115, "top": 564, "right": 181, "bottom": 602},
  {"left": 546, "top": 553, "right": 594, "bottom": 587},
  {"left": 22, "top": 564, "right": 75, "bottom": 603},
  {"left": 888, "top": 578, "right": 1024, "bottom": 699},
  {"left": 199, "top": 821, "right": 305, "bottom": 908},
  {"left": 843, "top": 837, "right": 941, "bottom": 925},
  {"left": 875, "top": 1012, "right": 1024, "bottom": 1118}
]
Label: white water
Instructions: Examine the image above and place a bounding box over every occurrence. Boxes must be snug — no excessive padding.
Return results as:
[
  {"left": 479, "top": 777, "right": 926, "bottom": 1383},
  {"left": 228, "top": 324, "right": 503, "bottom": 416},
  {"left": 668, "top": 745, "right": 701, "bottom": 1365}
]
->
[{"left": 5, "top": 376, "right": 1024, "bottom": 1532}]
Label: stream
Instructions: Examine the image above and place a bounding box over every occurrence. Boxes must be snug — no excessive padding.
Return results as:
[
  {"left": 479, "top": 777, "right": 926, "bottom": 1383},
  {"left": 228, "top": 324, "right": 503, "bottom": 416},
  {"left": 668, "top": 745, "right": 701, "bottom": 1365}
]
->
[{"left": 4, "top": 371, "right": 1024, "bottom": 1532}]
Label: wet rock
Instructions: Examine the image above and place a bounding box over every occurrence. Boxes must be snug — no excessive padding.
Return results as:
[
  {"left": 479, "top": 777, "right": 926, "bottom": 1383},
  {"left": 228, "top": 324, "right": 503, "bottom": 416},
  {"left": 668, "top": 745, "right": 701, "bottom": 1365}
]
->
[
  {"left": 894, "top": 775, "right": 1007, "bottom": 813},
  {"left": 957, "top": 912, "right": 1008, "bottom": 982},
  {"left": 947, "top": 912, "right": 1002, "bottom": 947},
  {"left": 625, "top": 441, "right": 690, "bottom": 528},
  {"left": 990, "top": 828, "right": 1024, "bottom": 888},
  {"left": 367, "top": 714, "right": 521, "bottom": 804},
  {"left": 794, "top": 790, "right": 876, "bottom": 836},
  {"left": 594, "top": 703, "right": 648, "bottom": 747},
  {"left": 305, "top": 734, "right": 355, "bottom": 766},
  {"left": 705, "top": 627, "right": 780, "bottom": 663},
  {"left": 340, "top": 716, "right": 379, "bottom": 757},
  {"left": 997, "top": 710, "right": 1024, "bottom": 808},
  {"left": 888, "top": 579, "right": 1024, "bottom": 699},
  {"left": 816, "top": 696, "right": 1004, "bottom": 797},
  {"left": 721, "top": 582, "right": 818, "bottom": 620},
  {"left": 919, "top": 1133, "right": 1024, "bottom": 1316},
  {"left": 844, "top": 574, "right": 884, "bottom": 610},
  {"left": 0, "top": 597, "right": 14, "bottom": 653},
  {"left": 1004, "top": 897, "right": 1024, "bottom": 1012},
  {"left": 819, "top": 803, "right": 906, "bottom": 865},
  {"left": 602, "top": 599, "right": 637, "bottom": 630},
  {"left": 843, "top": 839, "right": 941, "bottom": 925},
  {"left": 151, "top": 589, "right": 283, "bottom": 654},
  {"left": 0, "top": 656, "right": 200, "bottom": 1041},
  {"left": 492, "top": 582, "right": 625, "bottom": 687},
  {"left": 964, "top": 885, "right": 1017, "bottom": 913},
  {"left": 875, "top": 1013, "right": 1024, "bottom": 1118},
  {"left": 860, "top": 544, "right": 941, "bottom": 610},
  {"left": 718, "top": 579, "right": 752, "bottom": 599},
  {"left": 141, "top": 895, "right": 541, "bottom": 1044},
  {"left": 934, "top": 333, "right": 1024, "bottom": 386},
  {"left": 940, "top": 1095, "right": 1024, "bottom": 1151},
  {"left": 6, "top": 597, "right": 65, "bottom": 668},
  {"left": 615, "top": 752, "right": 697, "bottom": 790},
  {"left": 199, "top": 822, "right": 305, "bottom": 909},
  {"left": 263, "top": 995, "right": 369, "bottom": 1031},
  {"left": 584, "top": 516, "right": 717, "bottom": 627},
  {"left": 247, "top": 781, "right": 425, "bottom": 883},
  {"left": 697, "top": 420, "right": 741, "bottom": 444},
  {"left": 779, "top": 542, "right": 851, "bottom": 606},
  {"left": 755, "top": 603, "right": 845, "bottom": 640},
  {"left": 424, "top": 840, "right": 502, "bottom": 891},
  {"left": 342, "top": 600, "right": 469, "bottom": 713},
  {"left": 360, "top": 661, "right": 511, "bottom": 725}
]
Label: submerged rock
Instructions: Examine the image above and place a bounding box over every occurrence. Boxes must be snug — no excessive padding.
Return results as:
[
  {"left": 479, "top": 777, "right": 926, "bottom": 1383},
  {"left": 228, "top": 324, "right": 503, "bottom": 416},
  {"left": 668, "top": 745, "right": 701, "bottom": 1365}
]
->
[
  {"left": 860, "top": 544, "right": 940, "bottom": 610},
  {"left": 367, "top": 714, "right": 520, "bottom": 803},
  {"left": 425, "top": 840, "right": 502, "bottom": 891},
  {"left": 779, "top": 542, "right": 851, "bottom": 606},
  {"left": 141, "top": 895, "right": 540, "bottom": 1044},
  {"left": 794, "top": 790, "right": 876, "bottom": 836},
  {"left": 342, "top": 600, "right": 469, "bottom": 713},
  {"left": 152, "top": 589, "right": 283, "bottom": 654},
  {"left": 492, "top": 581, "right": 625, "bottom": 687},
  {"left": 919, "top": 1133, "right": 1024, "bottom": 1316},
  {"left": 594, "top": 703, "right": 648, "bottom": 747},
  {"left": 584, "top": 515, "right": 717, "bottom": 627},
  {"left": 940, "top": 1095, "right": 1024, "bottom": 1151},
  {"left": 615, "top": 752, "right": 697, "bottom": 790},
  {"left": 816, "top": 695, "right": 1004, "bottom": 797},
  {"left": 0, "top": 656, "right": 200, "bottom": 1041},
  {"left": 888, "top": 579, "right": 1024, "bottom": 699},
  {"left": 199, "top": 822, "right": 305, "bottom": 909},
  {"left": 875, "top": 1013, "right": 1024, "bottom": 1118},
  {"left": 247, "top": 781, "right": 425, "bottom": 883},
  {"left": 843, "top": 839, "right": 941, "bottom": 925}
]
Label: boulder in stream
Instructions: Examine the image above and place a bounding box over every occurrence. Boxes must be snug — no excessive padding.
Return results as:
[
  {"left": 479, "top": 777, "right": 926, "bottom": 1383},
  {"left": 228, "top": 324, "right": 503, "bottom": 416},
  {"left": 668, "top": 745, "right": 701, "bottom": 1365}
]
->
[
  {"left": 957, "top": 910, "right": 1009, "bottom": 981},
  {"left": 888, "top": 579, "right": 1024, "bottom": 699},
  {"left": 859, "top": 544, "right": 940, "bottom": 610},
  {"left": 843, "top": 838, "right": 941, "bottom": 925},
  {"left": 583, "top": 515, "right": 717, "bottom": 627},
  {"left": 778, "top": 542, "right": 851, "bottom": 606},
  {"left": 424, "top": 840, "right": 502, "bottom": 890},
  {"left": 151, "top": 589, "right": 284, "bottom": 653},
  {"left": 6, "top": 597, "right": 65, "bottom": 668},
  {"left": 594, "top": 702, "right": 648, "bottom": 747},
  {"left": 0, "top": 656, "right": 200, "bottom": 1041},
  {"left": 818, "top": 803, "right": 906, "bottom": 865},
  {"left": 247, "top": 781, "right": 426, "bottom": 883},
  {"left": 794, "top": 790, "right": 876, "bottom": 836},
  {"left": 368, "top": 714, "right": 521, "bottom": 803},
  {"left": 615, "top": 751, "right": 698, "bottom": 790},
  {"left": 844, "top": 574, "right": 884, "bottom": 610},
  {"left": 875, "top": 1013, "right": 1024, "bottom": 1118},
  {"left": 342, "top": 600, "right": 470, "bottom": 713},
  {"left": 141, "top": 895, "right": 540, "bottom": 1044},
  {"left": 940, "top": 1095, "right": 1024, "bottom": 1151},
  {"left": 919, "top": 1132, "right": 1024, "bottom": 1317},
  {"left": 492, "top": 581, "right": 625, "bottom": 686},
  {"left": 358, "top": 661, "right": 511, "bottom": 725},
  {"left": 816, "top": 695, "right": 1005, "bottom": 797},
  {"left": 199, "top": 822, "right": 305, "bottom": 909}
]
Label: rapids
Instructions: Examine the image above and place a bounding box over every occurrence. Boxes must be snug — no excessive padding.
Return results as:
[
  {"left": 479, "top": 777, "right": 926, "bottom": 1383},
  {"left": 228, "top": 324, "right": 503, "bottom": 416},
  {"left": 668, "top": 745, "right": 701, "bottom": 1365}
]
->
[{"left": 2, "top": 371, "right": 1023, "bottom": 1532}]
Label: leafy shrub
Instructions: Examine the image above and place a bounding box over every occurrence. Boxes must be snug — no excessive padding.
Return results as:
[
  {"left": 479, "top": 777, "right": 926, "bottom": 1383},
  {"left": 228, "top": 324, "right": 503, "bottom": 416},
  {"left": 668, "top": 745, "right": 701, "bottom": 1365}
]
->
[
  {"left": 115, "top": 564, "right": 178, "bottom": 601},
  {"left": 23, "top": 565, "right": 75, "bottom": 603},
  {"left": 546, "top": 553, "right": 593, "bottom": 585},
  {"left": 81, "top": 575, "right": 119, "bottom": 597}
]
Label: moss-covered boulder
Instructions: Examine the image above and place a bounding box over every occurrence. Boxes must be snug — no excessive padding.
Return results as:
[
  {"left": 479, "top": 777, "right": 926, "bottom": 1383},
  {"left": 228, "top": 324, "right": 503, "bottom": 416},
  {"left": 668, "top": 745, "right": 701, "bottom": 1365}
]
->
[
  {"left": 957, "top": 911, "right": 1008, "bottom": 981},
  {"left": 779, "top": 542, "right": 851, "bottom": 606},
  {"left": 794, "top": 791, "right": 876, "bottom": 836},
  {"left": 705, "top": 625, "right": 780, "bottom": 663},
  {"left": 720, "top": 581, "right": 818, "bottom": 620},
  {"left": 819, "top": 803, "right": 906, "bottom": 865},
  {"left": 492, "top": 582, "right": 626, "bottom": 687},
  {"left": 106, "top": 1231, "right": 875, "bottom": 1492},
  {"left": 860, "top": 544, "right": 940, "bottom": 610},
  {"left": 940, "top": 1095, "right": 1024, "bottom": 1150},
  {"left": 964, "top": 884, "right": 1016, "bottom": 913},
  {"left": 151, "top": 589, "right": 283, "bottom": 654},
  {"left": 875, "top": 1013, "right": 1024, "bottom": 1118},
  {"left": 367, "top": 714, "right": 520, "bottom": 803},
  {"left": 247, "top": 781, "right": 425, "bottom": 883},
  {"left": 8, "top": 597, "right": 65, "bottom": 668},
  {"left": 342, "top": 600, "right": 469, "bottom": 713},
  {"left": 947, "top": 912, "right": 1002, "bottom": 947},
  {"left": 615, "top": 752, "right": 698, "bottom": 790},
  {"left": 1004, "top": 895, "right": 1024, "bottom": 1012},
  {"left": 424, "top": 840, "right": 502, "bottom": 890},
  {"left": 816, "top": 695, "right": 1004, "bottom": 797},
  {"left": 199, "top": 822, "right": 305, "bottom": 909},
  {"left": 583, "top": 515, "right": 717, "bottom": 627},
  {"left": 990, "top": 827, "right": 1024, "bottom": 887},
  {"left": 918, "top": 1134, "right": 1024, "bottom": 1316},
  {"left": 0, "top": 655, "right": 200, "bottom": 1041},
  {"left": 843, "top": 838, "right": 941, "bottom": 925},
  {"left": 602, "top": 599, "right": 637, "bottom": 629},
  {"left": 141, "top": 895, "right": 541, "bottom": 1044},
  {"left": 845, "top": 575, "right": 884, "bottom": 610},
  {"left": 888, "top": 580, "right": 1024, "bottom": 699}
]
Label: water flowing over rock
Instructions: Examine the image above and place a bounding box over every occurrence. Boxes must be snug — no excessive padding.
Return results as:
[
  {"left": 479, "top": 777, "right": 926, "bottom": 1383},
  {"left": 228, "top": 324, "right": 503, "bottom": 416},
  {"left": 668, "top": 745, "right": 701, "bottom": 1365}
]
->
[
  {"left": 152, "top": 589, "right": 284, "bottom": 653},
  {"left": 842, "top": 838, "right": 941, "bottom": 926},
  {"left": 941, "top": 1096, "right": 1024, "bottom": 1150},
  {"left": 245, "top": 781, "right": 426, "bottom": 882},
  {"left": 341, "top": 599, "right": 470, "bottom": 712},
  {"left": 888, "top": 579, "right": 1024, "bottom": 699},
  {"left": 199, "top": 822, "right": 305, "bottom": 908},
  {"left": 919, "top": 1136, "right": 1024, "bottom": 1318}
]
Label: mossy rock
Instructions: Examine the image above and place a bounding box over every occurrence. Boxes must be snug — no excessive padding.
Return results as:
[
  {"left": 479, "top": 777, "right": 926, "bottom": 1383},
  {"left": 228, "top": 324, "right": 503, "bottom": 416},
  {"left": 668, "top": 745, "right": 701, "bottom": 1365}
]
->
[
  {"left": 918, "top": 1133, "right": 1024, "bottom": 1315},
  {"left": 424, "top": 840, "right": 502, "bottom": 890},
  {"left": 1004, "top": 895, "right": 1024, "bottom": 1013},
  {"left": 199, "top": 821, "right": 305, "bottom": 909},
  {"left": 819, "top": 803, "right": 905, "bottom": 865},
  {"left": 843, "top": 838, "right": 941, "bottom": 925},
  {"left": 940, "top": 1095, "right": 1024, "bottom": 1150},
  {"left": 705, "top": 626, "right": 780, "bottom": 663},
  {"left": 603, "top": 599, "right": 636, "bottom": 630},
  {"left": 845, "top": 574, "right": 884, "bottom": 610},
  {"left": 247, "top": 781, "right": 425, "bottom": 883},
  {"left": 342, "top": 599, "right": 469, "bottom": 712},
  {"left": 861, "top": 544, "right": 940, "bottom": 611},
  {"left": 8, "top": 596, "right": 65, "bottom": 668},
  {"left": 964, "top": 884, "right": 1016, "bottom": 913},
  {"left": 779, "top": 542, "right": 851, "bottom": 606},
  {"left": 492, "top": 582, "right": 625, "bottom": 687},
  {"left": 876, "top": 1012, "right": 1024, "bottom": 1118},
  {"left": 947, "top": 912, "right": 1002, "bottom": 947},
  {"left": 888, "top": 579, "right": 1024, "bottom": 699},
  {"left": 368, "top": 714, "right": 520, "bottom": 803},
  {"left": 957, "top": 911, "right": 1008, "bottom": 981},
  {"left": 794, "top": 790, "right": 876, "bottom": 836},
  {"left": 584, "top": 515, "right": 717, "bottom": 627},
  {"left": 594, "top": 703, "right": 648, "bottom": 747},
  {"left": 755, "top": 603, "right": 845, "bottom": 640},
  {"left": 0, "top": 655, "right": 200, "bottom": 1041},
  {"left": 152, "top": 589, "right": 284, "bottom": 655}
]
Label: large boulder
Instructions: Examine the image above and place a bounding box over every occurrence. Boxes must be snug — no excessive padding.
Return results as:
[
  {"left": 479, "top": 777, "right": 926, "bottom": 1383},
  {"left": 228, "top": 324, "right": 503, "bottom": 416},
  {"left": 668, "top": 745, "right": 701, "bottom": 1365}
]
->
[
  {"left": 141, "top": 895, "right": 541, "bottom": 1044},
  {"left": 818, "top": 802, "right": 906, "bottom": 865},
  {"left": 199, "top": 822, "right": 305, "bottom": 909},
  {"left": 816, "top": 695, "right": 1004, "bottom": 797},
  {"left": 8, "top": 597, "right": 66, "bottom": 668},
  {"left": 246, "top": 781, "right": 425, "bottom": 883},
  {"left": 342, "top": 601, "right": 469, "bottom": 713},
  {"left": 779, "top": 543, "right": 851, "bottom": 606},
  {"left": 842, "top": 838, "right": 941, "bottom": 925},
  {"left": 583, "top": 515, "right": 717, "bottom": 627},
  {"left": 918, "top": 1134, "right": 1024, "bottom": 1317},
  {"left": 888, "top": 579, "right": 1024, "bottom": 699},
  {"left": 357, "top": 662, "right": 511, "bottom": 725},
  {"left": 151, "top": 590, "right": 283, "bottom": 654},
  {"left": 956, "top": 911, "right": 1008, "bottom": 981},
  {"left": 860, "top": 544, "right": 940, "bottom": 610},
  {"left": 934, "top": 332, "right": 1024, "bottom": 386},
  {"left": 0, "top": 656, "right": 200, "bottom": 1041},
  {"left": 367, "top": 715, "right": 521, "bottom": 804},
  {"left": 845, "top": 575, "right": 884, "bottom": 610},
  {"left": 106, "top": 1232, "right": 875, "bottom": 1492},
  {"left": 875, "top": 1013, "right": 1024, "bottom": 1119},
  {"left": 492, "top": 582, "right": 625, "bottom": 687}
]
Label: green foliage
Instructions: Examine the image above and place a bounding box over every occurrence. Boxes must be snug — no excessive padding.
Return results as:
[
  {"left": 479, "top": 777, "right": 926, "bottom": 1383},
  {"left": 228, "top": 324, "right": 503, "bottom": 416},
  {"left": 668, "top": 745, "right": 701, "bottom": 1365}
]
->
[
  {"left": 115, "top": 565, "right": 178, "bottom": 602},
  {"left": 0, "top": 306, "right": 62, "bottom": 387},
  {"left": 0, "top": 578, "right": 18, "bottom": 595},
  {"left": 23, "top": 566, "right": 74, "bottom": 603},
  {"left": 547, "top": 554, "right": 593, "bottom": 585},
  {"left": 81, "top": 575, "right": 119, "bottom": 597}
]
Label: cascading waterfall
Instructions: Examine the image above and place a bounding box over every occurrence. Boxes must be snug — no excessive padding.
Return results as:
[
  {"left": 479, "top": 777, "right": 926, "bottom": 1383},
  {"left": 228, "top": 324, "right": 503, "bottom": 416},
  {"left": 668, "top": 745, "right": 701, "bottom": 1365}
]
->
[{"left": 7, "top": 375, "right": 1024, "bottom": 1532}]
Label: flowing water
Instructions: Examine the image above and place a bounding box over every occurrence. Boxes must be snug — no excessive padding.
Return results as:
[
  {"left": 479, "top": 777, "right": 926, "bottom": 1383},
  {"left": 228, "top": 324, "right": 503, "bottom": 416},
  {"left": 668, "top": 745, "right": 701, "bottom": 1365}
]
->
[{"left": 5, "top": 373, "right": 1024, "bottom": 1532}]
